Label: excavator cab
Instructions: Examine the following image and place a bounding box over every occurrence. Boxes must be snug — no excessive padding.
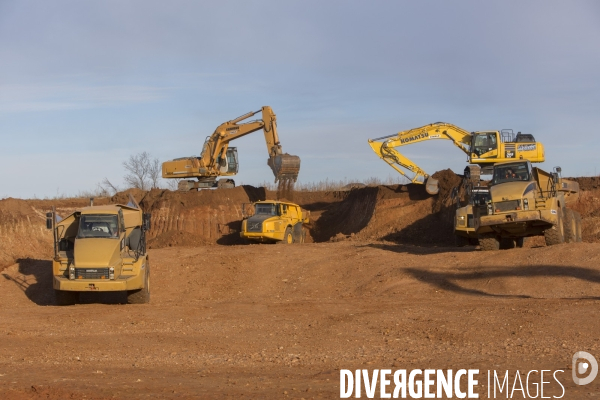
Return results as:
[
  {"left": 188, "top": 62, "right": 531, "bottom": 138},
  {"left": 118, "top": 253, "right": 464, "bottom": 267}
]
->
[
  {"left": 221, "top": 147, "right": 239, "bottom": 175},
  {"left": 216, "top": 147, "right": 239, "bottom": 175},
  {"left": 472, "top": 132, "right": 498, "bottom": 157}
]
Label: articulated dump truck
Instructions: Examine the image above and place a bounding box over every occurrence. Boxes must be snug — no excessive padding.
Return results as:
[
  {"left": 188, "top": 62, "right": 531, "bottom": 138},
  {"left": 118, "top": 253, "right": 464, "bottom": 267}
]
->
[
  {"left": 472, "top": 161, "right": 581, "bottom": 251},
  {"left": 46, "top": 195, "right": 151, "bottom": 305},
  {"left": 240, "top": 200, "right": 309, "bottom": 244}
]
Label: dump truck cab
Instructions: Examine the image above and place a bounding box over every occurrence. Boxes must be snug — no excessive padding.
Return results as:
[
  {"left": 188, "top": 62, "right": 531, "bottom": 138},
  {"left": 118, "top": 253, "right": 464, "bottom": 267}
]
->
[
  {"left": 47, "top": 195, "right": 151, "bottom": 305},
  {"left": 474, "top": 161, "right": 581, "bottom": 250},
  {"left": 240, "top": 200, "right": 308, "bottom": 244}
]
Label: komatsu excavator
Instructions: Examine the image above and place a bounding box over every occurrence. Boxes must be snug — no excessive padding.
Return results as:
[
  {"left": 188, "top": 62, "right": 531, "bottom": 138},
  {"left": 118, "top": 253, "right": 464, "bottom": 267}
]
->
[
  {"left": 368, "top": 122, "right": 545, "bottom": 194},
  {"left": 162, "top": 106, "right": 301, "bottom": 191}
]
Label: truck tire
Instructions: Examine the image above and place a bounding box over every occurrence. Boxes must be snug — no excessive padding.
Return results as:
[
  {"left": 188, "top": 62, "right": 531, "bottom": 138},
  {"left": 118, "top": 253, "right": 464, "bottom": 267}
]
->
[
  {"left": 127, "top": 263, "right": 150, "bottom": 304},
  {"left": 479, "top": 234, "right": 500, "bottom": 251},
  {"left": 292, "top": 223, "right": 304, "bottom": 244},
  {"left": 574, "top": 212, "right": 583, "bottom": 242},
  {"left": 563, "top": 208, "right": 577, "bottom": 243},
  {"left": 515, "top": 237, "right": 525, "bottom": 248},
  {"left": 499, "top": 238, "right": 515, "bottom": 250},
  {"left": 281, "top": 227, "right": 294, "bottom": 244},
  {"left": 468, "top": 238, "right": 480, "bottom": 246},
  {"left": 455, "top": 234, "right": 470, "bottom": 247},
  {"left": 544, "top": 207, "right": 565, "bottom": 246},
  {"left": 55, "top": 290, "right": 78, "bottom": 306}
]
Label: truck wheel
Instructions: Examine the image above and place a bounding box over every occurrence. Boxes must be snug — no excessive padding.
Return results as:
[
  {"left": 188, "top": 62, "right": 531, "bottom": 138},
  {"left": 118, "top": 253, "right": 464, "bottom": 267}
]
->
[
  {"left": 292, "top": 223, "right": 304, "bottom": 244},
  {"left": 499, "top": 238, "right": 515, "bottom": 250},
  {"left": 55, "top": 290, "right": 78, "bottom": 306},
  {"left": 479, "top": 234, "right": 500, "bottom": 251},
  {"left": 455, "top": 234, "right": 469, "bottom": 247},
  {"left": 515, "top": 237, "right": 525, "bottom": 248},
  {"left": 544, "top": 207, "right": 565, "bottom": 246},
  {"left": 563, "top": 208, "right": 577, "bottom": 243},
  {"left": 282, "top": 227, "right": 294, "bottom": 244},
  {"left": 127, "top": 263, "right": 150, "bottom": 304},
  {"left": 574, "top": 212, "right": 583, "bottom": 242}
]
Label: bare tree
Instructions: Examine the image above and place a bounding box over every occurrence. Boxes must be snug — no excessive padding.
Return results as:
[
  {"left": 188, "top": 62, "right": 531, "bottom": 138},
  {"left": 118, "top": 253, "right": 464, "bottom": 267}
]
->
[
  {"left": 100, "top": 178, "right": 120, "bottom": 195},
  {"left": 149, "top": 157, "right": 161, "bottom": 189},
  {"left": 165, "top": 178, "right": 182, "bottom": 191},
  {"left": 123, "top": 152, "right": 160, "bottom": 190}
]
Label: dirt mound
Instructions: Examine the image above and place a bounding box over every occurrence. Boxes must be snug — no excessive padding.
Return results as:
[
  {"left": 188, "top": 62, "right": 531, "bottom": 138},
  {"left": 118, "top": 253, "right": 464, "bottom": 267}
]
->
[
  {"left": 2, "top": 170, "right": 599, "bottom": 264},
  {"left": 140, "top": 185, "right": 267, "bottom": 247},
  {"left": 568, "top": 176, "right": 600, "bottom": 191},
  {"left": 0, "top": 198, "right": 52, "bottom": 270},
  {"left": 430, "top": 168, "right": 463, "bottom": 213},
  {"left": 309, "top": 170, "right": 461, "bottom": 246}
]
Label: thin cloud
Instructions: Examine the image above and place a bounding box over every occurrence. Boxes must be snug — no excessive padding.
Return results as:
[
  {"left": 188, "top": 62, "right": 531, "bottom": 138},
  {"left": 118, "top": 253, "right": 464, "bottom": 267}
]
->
[{"left": 0, "top": 83, "right": 170, "bottom": 113}]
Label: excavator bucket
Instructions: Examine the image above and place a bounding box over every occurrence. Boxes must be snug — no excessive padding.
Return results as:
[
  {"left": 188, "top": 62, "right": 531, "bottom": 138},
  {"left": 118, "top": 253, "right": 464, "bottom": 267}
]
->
[
  {"left": 268, "top": 154, "right": 301, "bottom": 182},
  {"left": 425, "top": 176, "right": 439, "bottom": 195}
]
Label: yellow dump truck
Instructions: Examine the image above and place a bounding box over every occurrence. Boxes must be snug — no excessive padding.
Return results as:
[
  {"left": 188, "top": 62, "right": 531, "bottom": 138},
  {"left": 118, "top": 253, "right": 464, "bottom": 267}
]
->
[
  {"left": 240, "top": 200, "right": 309, "bottom": 244},
  {"left": 473, "top": 161, "right": 581, "bottom": 250},
  {"left": 46, "top": 195, "right": 151, "bottom": 305}
]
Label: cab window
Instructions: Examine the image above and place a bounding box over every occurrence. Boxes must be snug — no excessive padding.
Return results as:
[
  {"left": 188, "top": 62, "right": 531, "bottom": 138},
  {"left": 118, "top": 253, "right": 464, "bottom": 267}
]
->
[
  {"left": 255, "top": 204, "right": 276, "bottom": 216},
  {"left": 491, "top": 163, "right": 531, "bottom": 185},
  {"left": 77, "top": 214, "right": 120, "bottom": 239},
  {"left": 473, "top": 133, "right": 498, "bottom": 156}
]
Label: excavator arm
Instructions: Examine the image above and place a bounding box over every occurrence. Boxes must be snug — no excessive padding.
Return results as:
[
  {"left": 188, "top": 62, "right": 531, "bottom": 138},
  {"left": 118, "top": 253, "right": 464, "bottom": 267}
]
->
[
  {"left": 162, "top": 106, "right": 300, "bottom": 191},
  {"left": 368, "top": 122, "right": 473, "bottom": 194}
]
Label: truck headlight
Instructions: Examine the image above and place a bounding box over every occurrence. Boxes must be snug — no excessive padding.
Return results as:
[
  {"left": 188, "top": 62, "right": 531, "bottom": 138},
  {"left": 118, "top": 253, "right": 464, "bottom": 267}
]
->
[
  {"left": 487, "top": 203, "right": 493, "bottom": 215},
  {"left": 109, "top": 267, "right": 115, "bottom": 280},
  {"left": 523, "top": 198, "right": 529, "bottom": 210},
  {"left": 69, "top": 266, "right": 75, "bottom": 280},
  {"left": 457, "top": 215, "right": 466, "bottom": 226}
]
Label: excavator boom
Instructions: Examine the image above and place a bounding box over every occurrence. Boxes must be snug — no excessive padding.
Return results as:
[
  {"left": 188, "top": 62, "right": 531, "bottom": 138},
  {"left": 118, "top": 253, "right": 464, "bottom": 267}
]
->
[
  {"left": 368, "top": 122, "right": 545, "bottom": 195},
  {"left": 162, "top": 106, "right": 300, "bottom": 191}
]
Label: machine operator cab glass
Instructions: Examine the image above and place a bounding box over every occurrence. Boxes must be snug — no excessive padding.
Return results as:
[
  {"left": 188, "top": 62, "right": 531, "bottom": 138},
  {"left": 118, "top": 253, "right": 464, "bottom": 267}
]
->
[
  {"left": 472, "top": 132, "right": 498, "bottom": 157},
  {"left": 491, "top": 161, "right": 532, "bottom": 185},
  {"left": 471, "top": 189, "right": 491, "bottom": 206},
  {"left": 77, "top": 214, "right": 120, "bottom": 238},
  {"left": 255, "top": 203, "right": 278, "bottom": 216}
]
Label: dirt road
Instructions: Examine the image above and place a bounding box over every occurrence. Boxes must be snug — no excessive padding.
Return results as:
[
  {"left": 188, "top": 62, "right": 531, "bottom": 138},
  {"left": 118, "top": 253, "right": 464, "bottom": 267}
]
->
[{"left": 1, "top": 241, "right": 600, "bottom": 398}]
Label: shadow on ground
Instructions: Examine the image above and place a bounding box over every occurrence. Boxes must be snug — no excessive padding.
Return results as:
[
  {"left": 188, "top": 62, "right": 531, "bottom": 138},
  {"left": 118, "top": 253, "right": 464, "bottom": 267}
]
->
[
  {"left": 1, "top": 258, "right": 127, "bottom": 306},
  {"left": 402, "top": 264, "right": 600, "bottom": 299}
]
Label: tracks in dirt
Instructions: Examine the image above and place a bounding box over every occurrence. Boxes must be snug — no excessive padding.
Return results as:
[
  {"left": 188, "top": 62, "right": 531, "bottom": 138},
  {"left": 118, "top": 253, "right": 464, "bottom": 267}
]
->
[{"left": 1, "top": 242, "right": 600, "bottom": 398}]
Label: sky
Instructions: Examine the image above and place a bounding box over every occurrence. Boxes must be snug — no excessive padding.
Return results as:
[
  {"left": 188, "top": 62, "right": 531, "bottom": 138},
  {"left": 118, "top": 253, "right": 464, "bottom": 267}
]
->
[{"left": 1, "top": 0, "right": 599, "bottom": 198}]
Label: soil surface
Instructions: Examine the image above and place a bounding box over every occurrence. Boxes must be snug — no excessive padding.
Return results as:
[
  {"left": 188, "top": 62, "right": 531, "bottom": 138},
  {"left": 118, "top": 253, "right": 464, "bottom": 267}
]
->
[
  {"left": 1, "top": 242, "right": 600, "bottom": 398},
  {"left": 1, "top": 173, "right": 600, "bottom": 398}
]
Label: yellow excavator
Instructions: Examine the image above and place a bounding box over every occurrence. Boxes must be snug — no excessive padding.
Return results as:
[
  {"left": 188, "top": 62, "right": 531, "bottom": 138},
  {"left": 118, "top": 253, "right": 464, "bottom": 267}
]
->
[
  {"left": 368, "top": 122, "right": 545, "bottom": 194},
  {"left": 162, "top": 106, "right": 301, "bottom": 191}
]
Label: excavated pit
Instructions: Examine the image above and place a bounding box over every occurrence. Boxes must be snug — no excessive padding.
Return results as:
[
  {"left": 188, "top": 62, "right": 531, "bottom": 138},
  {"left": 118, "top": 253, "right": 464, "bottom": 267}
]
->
[{"left": 1, "top": 170, "right": 599, "bottom": 270}]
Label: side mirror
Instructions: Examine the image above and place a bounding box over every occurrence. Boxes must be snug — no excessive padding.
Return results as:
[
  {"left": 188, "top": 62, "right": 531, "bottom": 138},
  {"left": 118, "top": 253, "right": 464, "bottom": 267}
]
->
[
  {"left": 142, "top": 213, "right": 152, "bottom": 232},
  {"left": 552, "top": 172, "right": 559, "bottom": 184},
  {"left": 46, "top": 212, "right": 53, "bottom": 230}
]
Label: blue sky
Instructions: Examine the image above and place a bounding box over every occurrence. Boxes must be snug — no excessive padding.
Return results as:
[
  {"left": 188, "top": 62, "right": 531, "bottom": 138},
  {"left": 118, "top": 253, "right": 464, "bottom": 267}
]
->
[{"left": 1, "top": 1, "right": 599, "bottom": 198}]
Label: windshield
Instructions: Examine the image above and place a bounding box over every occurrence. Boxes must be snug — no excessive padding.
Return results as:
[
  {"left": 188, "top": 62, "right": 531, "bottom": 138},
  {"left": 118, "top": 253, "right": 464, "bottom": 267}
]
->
[
  {"left": 471, "top": 190, "right": 491, "bottom": 205},
  {"left": 492, "top": 163, "right": 530, "bottom": 185},
  {"left": 255, "top": 204, "right": 277, "bottom": 216},
  {"left": 473, "top": 133, "right": 498, "bottom": 156},
  {"left": 77, "top": 214, "right": 120, "bottom": 238}
]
